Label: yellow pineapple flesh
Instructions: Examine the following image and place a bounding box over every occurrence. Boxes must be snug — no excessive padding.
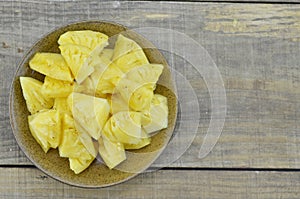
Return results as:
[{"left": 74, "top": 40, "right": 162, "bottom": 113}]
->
[
  {"left": 112, "top": 34, "right": 149, "bottom": 73},
  {"left": 29, "top": 53, "right": 73, "bottom": 82},
  {"left": 20, "top": 77, "right": 54, "bottom": 114},
  {"left": 41, "top": 76, "right": 74, "bottom": 98},
  {"left": 59, "top": 44, "right": 94, "bottom": 84},
  {"left": 28, "top": 109, "right": 61, "bottom": 152},
  {"left": 67, "top": 92, "right": 110, "bottom": 140},
  {"left": 98, "top": 135, "right": 126, "bottom": 169}
]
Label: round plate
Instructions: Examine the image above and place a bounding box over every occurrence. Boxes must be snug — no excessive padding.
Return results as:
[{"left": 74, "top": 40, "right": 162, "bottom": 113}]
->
[{"left": 9, "top": 21, "right": 177, "bottom": 188}]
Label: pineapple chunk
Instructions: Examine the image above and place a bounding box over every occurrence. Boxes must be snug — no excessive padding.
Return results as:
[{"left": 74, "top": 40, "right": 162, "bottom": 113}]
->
[
  {"left": 60, "top": 114, "right": 95, "bottom": 174},
  {"left": 20, "top": 77, "right": 53, "bottom": 114},
  {"left": 74, "top": 121, "right": 98, "bottom": 158},
  {"left": 143, "top": 94, "right": 168, "bottom": 134},
  {"left": 67, "top": 92, "right": 110, "bottom": 139},
  {"left": 29, "top": 53, "right": 73, "bottom": 82},
  {"left": 112, "top": 34, "right": 149, "bottom": 73},
  {"left": 125, "top": 64, "right": 164, "bottom": 86},
  {"left": 59, "top": 44, "right": 94, "bottom": 84},
  {"left": 41, "top": 76, "right": 74, "bottom": 98},
  {"left": 129, "top": 84, "right": 154, "bottom": 112},
  {"left": 59, "top": 114, "right": 95, "bottom": 159},
  {"left": 115, "top": 78, "right": 154, "bottom": 112},
  {"left": 69, "top": 156, "right": 94, "bottom": 174},
  {"left": 114, "top": 50, "right": 149, "bottom": 73},
  {"left": 112, "top": 34, "right": 141, "bottom": 60},
  {"left": 124, "top": 130, "right": 151, "bottom": 150},
  {"left": 98, "top": 135, "right": 126, "bottom": 169},
  {"left": 58, "top": 30, "right": 108, "bottom": 55},
  {"left": 28, "top": 109, "right": 61, "bottom": 152},
  {"left": 102, "top": 111, "right": 143, "bottom": 145}
]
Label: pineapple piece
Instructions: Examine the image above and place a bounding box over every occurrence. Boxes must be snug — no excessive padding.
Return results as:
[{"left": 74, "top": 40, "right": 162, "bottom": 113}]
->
[
  {"left": 102, "top": 111, "right": 143, "bottom": 145},
  {"left": 41, "top": 76, "right": 74, "bottom": 98},
  {"left": 98, "top": 135, "right": 126, "bottom": 169},
  {"left": 115, "top": 78, "right": 154, "bottom": 112},
  {"left": 124, "top": 64, "right": 164, "bottom": 86},
  {"left": 58, "top": 30, "right": 108, "bottom": 55},
  {"left": 143, "top": 94, "right": 168, "bottom": 134},
  {"left": 29, "top": 53, "right": 73, "bottom": 82},
  {"left": 74, "top": 121, "right": 98, "bottom": 158},
  {"left": 112, "top": 34, "right": 141, "bottom": 60},
  {"left": 20, "top": 77, "right": 53, "bottom": 114},
  {"left": 114, "top": 50, "right": 149, "bottom": 73},
  {"left": 53, "top": 97, "right": 72, "bottom": 116},
  {"left": 69, "top": 156, "right": 94, "bottom": 174},
  {"left": 129, "top": 84, "right": 154, "bottom": 112},
  {"left": 59, "top": 44, "right": 94, "bottom": 84},
  {"left": 67, "top": 92, "right": 110, "bottom": 140},
  {"left": 59, "top": 114, "right": 95, "bottom": 159},
  {"left": 28, "top": 109, "right": 61, "bottom": 152},
  {"left": 124, "top": 130, "right": 151, "bottom": 150},
  {"left": 112, "top": 34, "right": 149, "bottom": 73}
]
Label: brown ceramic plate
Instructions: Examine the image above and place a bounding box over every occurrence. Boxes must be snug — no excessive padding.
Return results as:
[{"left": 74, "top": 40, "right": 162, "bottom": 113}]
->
[{"left": 9, "top": 21, "right": 177, "bottom": 188}]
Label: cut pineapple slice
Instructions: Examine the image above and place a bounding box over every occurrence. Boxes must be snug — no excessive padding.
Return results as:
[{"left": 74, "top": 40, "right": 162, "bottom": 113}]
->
[
  {"left": 102, "top": 111, "right": 143, "bottom": 145},
  {"left": 129, "top": 84, "right": 154, "bottom": 112},
  {"left": 28, "top": 109, "right": 61, "bottom": 152},
  {"left": 20, "top": 77, "right": 53, "bottom": 114},
  {"left": 123, "top": 129, "right": 151, "bottom": 150},
  {"left": 29, "top": 53, "right": 73, "bottom": 82},
  {"left": 74, "top": 121, "right": 98, "bottom": 158},
  {"left": 41, "top": 76, "right": 74, "bottom": 98},
  {"left": 98, "top": 135, "right": 126, "bottom": 169},
  {"left": 67, "top": 92, "right": 110, "bottom": 140},
  {"left": 59, "top": 44, "right": 94, "bottom": 84},
  {"left": 143, "top": 94, "right": 168, "bottom": 134},
  {"left": 115, "top": 78, "right": 154, "bottom": 112},
  {"left": 112, "top": 34, "right": 143, "bottom": 60},
  {"left": 114, "top": 50, "right": 149, "bottom": 73},
  {"left": 112, "top": 34, "right": 149, "bottom": 73},
  {"left": 58, "top": 30, "right": 108, "bottom": 55},
  {"left": 59, "top": 114, "right": 95, "bottom": 159},
  {"left": 69, "top": 156, "right": 94, "bottom": 174},
  {"left": 124, "top": 64, "right": 164, "bottom": 86}
]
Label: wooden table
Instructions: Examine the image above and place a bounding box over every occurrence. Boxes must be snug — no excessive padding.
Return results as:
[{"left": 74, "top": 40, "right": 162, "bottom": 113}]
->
[{"left": 1, "top": 0, "right": 300, "bottom": 198}]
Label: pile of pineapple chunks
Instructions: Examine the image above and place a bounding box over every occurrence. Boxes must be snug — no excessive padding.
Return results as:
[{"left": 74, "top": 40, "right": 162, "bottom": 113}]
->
[{"left": 20, "top": 30, "right": 169, "bottom": 174}]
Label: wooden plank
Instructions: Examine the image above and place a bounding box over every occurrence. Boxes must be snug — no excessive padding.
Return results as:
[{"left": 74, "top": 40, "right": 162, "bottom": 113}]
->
[
  {"left": 0, "top": 167, "right": 299, "bottom": 199},
  {"left": 189, "top": 0, "right": 300, "bottom": 2},
  {"left": 1, "top": 1, "right": 300, "bottom": 168}
]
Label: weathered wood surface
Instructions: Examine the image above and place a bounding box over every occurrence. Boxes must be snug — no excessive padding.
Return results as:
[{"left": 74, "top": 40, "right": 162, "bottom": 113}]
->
[
  {"left": 0, "top": 167, "right": 299, "bottom": 199},
  {"left": 1, "top": 1, "right": 300, "bottom": 168},
  {"left": 1, "top": 0, "right": 300, "bottom": 197}
]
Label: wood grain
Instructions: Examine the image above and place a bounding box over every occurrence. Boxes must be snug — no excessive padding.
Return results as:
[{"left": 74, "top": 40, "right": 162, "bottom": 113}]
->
[
  {"left": 0, "top": 167, "right": 299, "bottom": 199},
  {"left": 1, "top": 1, "right": 300, "bottom": 169}
]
